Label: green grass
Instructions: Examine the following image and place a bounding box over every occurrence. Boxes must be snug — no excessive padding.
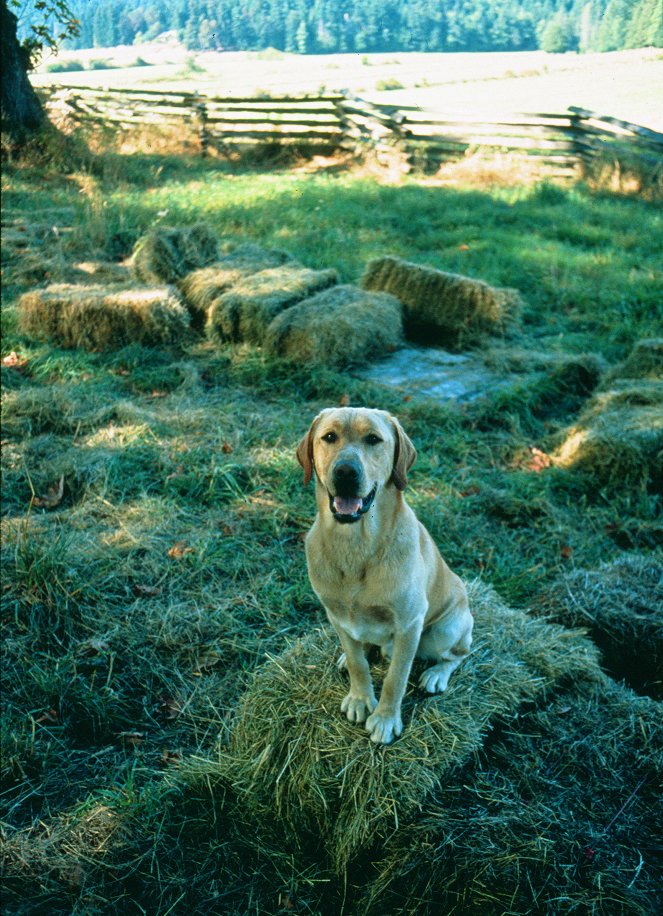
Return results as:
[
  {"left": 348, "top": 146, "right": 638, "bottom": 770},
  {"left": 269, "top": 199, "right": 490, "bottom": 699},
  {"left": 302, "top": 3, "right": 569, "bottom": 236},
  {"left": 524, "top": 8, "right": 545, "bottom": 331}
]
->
[{"left": 1, "top": 147, "right": 662, "bottom": 913}]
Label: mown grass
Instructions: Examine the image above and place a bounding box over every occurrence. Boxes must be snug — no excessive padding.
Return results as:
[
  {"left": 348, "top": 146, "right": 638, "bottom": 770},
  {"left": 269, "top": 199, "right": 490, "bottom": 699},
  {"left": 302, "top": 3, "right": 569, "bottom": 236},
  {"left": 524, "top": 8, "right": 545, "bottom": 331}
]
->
[{"left": 1, "top": 147, "right": 662, "bottom": 913}]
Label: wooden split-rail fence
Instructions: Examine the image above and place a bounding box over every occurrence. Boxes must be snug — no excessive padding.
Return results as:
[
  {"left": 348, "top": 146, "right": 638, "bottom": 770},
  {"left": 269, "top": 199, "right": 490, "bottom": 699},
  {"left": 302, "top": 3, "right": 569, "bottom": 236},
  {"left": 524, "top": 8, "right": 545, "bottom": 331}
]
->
[{"left": 40, "top": 85, "right": 663, "bottom": 179}]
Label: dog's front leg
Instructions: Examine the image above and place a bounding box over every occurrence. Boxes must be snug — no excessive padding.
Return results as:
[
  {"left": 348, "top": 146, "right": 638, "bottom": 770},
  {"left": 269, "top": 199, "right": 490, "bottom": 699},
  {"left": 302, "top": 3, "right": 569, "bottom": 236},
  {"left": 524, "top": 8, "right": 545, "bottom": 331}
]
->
[
  {"left": 333, "top": 626, "right": 378, "bottom": 724},
  {"left": 366, "top": 620, "right": 423, "bottom": 744}
]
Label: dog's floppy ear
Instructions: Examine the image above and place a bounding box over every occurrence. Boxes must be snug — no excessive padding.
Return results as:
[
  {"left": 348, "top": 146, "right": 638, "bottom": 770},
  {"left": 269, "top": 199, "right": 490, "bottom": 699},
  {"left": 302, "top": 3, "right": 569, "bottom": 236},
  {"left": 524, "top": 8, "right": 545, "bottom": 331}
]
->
[
  {"left": 389, "top": 415, "right": 417, "bottom": 491},
  {"left": 296, "top": 415, "right": 321, "bottom": 486}
]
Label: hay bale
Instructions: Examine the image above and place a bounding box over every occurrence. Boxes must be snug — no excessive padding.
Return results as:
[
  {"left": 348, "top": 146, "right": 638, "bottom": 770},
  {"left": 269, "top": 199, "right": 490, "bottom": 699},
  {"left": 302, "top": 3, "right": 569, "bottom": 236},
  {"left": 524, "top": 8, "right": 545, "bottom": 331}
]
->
[
  {"left": 18, "top": 284, "right": 190, "bottom": 351},
  {"left": 612, "top": 338, "right": 663, "bottom": 379},
  {"left": 264, "top": 284, "right": 404, "bottom": 369},
  {"left": 130, "top": 224, "right": 220, "bottom": 285},
  {"left": 177, "top": 243, "right": 295, "bottom": 325},
  {"left": 220, "top": 580, "right": 601, "bottom": 870},
  {"left": 361, "top": 256, "right": 522, "bottom": 345},
  {"left": 552, "top": 380, "right": 663, "bottom": 488},
  {"left": 361, "top": 677, "right": 663, "bottom": 915},
  {"left": 207, "top": 265, "right": 338, "bottom": 344},
  {"left": 531, "top": 554, "right": 663, "bottom": 699}
]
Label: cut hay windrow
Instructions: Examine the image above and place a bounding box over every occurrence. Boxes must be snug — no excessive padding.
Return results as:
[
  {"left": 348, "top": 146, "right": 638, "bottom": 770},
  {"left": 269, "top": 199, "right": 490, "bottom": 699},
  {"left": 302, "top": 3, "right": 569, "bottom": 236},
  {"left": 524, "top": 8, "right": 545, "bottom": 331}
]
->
[
  {"left": 553, "top": 379, "right": 663, "bottom": 488},
  {"left": 532, "top": 554, "right": 663, "bottom": 699},
  {"left": 612, "top": 337, "right": 663, "bottom": 379},
  {"left": 177, "top": 243, "right": 295, "bottom": 325},
  {"left": 130, "top": 223, "right": 220, "bottom": 285},
  {"left": 361, "top": 255, "right": 522, "bottom": 345},
  {"left": 207, "top": 265, "right": 338, "bottom": 344},
  {"left": 219, "top": 580, "right": 602, "bottom": 870},
  {"left": 360, "top": 677, "right": 663, "bottom": 915},
  {"left": 18, "top": 284, "right": 190, "bottom": 351},
  {"left": 265, "top": 284, "right": 404, "bottom": 368}
]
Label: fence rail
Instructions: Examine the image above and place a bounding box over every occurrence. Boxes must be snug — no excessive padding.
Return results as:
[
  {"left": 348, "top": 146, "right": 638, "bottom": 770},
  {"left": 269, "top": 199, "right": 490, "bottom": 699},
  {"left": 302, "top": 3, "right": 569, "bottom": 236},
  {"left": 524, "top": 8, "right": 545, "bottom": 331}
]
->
[{"left": 39, "top": 86, "right": 663, "bottom": 180}]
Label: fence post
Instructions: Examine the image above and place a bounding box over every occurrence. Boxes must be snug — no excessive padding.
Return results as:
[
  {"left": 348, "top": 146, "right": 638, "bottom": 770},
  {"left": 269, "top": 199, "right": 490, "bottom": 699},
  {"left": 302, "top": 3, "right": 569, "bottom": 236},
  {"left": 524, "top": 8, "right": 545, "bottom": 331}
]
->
[
  {"left": 568, "top": 107, "right": 585, "bottom": 173},
  {"left": 193, "top": 94, "right": 208, "bottom": 157}
]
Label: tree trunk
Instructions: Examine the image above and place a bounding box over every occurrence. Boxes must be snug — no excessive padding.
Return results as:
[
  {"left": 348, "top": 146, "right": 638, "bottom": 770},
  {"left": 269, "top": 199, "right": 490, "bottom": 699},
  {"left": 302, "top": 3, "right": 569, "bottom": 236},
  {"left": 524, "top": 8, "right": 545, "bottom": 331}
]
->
[{"left": 1, "top": 0, "right": 46, "bottom": 148}]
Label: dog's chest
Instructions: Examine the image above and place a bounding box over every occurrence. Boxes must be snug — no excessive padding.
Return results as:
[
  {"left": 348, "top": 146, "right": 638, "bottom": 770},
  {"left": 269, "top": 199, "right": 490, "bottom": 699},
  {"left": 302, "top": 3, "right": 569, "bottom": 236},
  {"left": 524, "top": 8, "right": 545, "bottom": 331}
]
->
[{"left": 315, "top": 572, "right": 395, "bottom": 645}]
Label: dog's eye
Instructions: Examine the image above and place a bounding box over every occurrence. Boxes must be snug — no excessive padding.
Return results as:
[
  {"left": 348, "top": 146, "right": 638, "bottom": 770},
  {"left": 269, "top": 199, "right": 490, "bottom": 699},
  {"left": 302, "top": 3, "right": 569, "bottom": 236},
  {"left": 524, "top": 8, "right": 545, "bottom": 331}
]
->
[
  {"left": 365, "top": 433, "right": 383, "bottom": 446},
  {"left": 321, "top": 431, "right": 338, "bottom": 443}
]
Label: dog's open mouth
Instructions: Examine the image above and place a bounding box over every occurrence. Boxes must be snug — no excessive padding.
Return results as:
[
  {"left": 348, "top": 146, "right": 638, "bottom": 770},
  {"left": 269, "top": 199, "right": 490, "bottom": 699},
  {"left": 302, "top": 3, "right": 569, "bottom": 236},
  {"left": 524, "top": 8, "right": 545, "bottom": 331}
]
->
[{"left": 329, "top": 485, "right": 376, "bottom": 524}]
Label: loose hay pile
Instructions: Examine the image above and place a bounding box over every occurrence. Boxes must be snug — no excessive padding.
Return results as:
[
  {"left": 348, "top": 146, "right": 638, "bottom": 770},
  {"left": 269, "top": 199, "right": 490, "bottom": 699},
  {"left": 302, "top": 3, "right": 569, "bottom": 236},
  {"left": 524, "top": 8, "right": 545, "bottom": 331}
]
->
[
  {"left": 360, "top": 677, "right": 662, "bottom": 915},
  {"left": 219, "top": 581, "right": 602, "bottom": 870},
  {"left": 207, "top": 265, "right": 338, "bottom": 344},
  {"left": 18, "top": 284, "right": 190, "bottom": 351},
  {"left": 130, "top": 224, "right": 220, "bottom": 285},
  {"left": 532, "top": 554, "right": 663, "bottom": 699},
  {"left": 612, "top": 337, "right": 663, "bottom": 379},
  {"left": 361, "top": 256, "right": 522, "bottom": 345},
  {"left": 177, "top": 243, "right": 295, "bottom": 325},
  {"left": 553, "top": 380, "right": 663, "bottom": 488},
  {"left": 265, "top": 284, "right": 404, "bottom": 368}
]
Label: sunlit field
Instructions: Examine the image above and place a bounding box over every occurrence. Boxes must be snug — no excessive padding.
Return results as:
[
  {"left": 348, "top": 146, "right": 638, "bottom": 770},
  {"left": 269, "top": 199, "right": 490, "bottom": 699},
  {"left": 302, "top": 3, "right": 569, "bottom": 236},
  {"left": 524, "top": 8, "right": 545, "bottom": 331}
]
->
[{"left": 31, "top": 43, "right": 663, "bottom": 129}]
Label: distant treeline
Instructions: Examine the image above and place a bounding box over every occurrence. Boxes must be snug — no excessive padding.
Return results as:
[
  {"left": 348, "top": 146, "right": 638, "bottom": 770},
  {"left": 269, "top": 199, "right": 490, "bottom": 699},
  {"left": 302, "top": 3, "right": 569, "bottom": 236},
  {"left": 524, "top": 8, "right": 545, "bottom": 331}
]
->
[{"left": 24, "top": 0, "right": 663, "bottom": 55}]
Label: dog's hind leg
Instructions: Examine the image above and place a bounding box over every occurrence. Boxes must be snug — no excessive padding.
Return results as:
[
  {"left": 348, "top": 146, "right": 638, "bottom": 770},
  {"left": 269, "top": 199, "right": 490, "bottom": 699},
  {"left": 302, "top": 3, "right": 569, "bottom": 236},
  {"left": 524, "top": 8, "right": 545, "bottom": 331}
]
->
[{"left": 418, "top": 621, "right": 472, "bottom": 694}]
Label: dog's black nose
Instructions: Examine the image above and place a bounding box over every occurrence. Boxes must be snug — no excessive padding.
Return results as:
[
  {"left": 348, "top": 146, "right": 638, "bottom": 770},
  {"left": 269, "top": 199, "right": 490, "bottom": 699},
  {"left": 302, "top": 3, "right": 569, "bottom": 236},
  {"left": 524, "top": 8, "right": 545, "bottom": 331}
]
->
[{"left": 333, "top": 461, "right": 361, "bottom": 495}]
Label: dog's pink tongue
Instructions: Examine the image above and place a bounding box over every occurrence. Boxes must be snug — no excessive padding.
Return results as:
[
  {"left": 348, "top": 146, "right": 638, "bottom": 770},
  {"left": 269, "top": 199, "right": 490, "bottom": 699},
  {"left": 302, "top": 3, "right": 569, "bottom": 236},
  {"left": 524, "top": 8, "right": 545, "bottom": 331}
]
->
[{"left": 333, "top": 496, "right": 362, "bottom": 515}]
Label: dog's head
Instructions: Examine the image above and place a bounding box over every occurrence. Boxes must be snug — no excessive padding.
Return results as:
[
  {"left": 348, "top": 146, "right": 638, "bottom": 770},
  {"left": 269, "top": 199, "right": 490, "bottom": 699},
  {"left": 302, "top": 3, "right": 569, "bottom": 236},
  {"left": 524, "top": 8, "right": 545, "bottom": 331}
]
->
[{"left": 296, "top": 407, "right": 417, "bottom": 524}]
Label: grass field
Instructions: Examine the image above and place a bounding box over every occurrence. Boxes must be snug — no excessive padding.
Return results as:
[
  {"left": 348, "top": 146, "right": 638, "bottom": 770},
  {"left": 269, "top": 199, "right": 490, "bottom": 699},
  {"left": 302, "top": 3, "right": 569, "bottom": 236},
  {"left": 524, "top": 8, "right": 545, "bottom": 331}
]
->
[
  {"left": 2, "top": 133, "right": 662, "bottom": 913},
  {"left": 31, "top": 43, "right": 663, "bottom": 130}
]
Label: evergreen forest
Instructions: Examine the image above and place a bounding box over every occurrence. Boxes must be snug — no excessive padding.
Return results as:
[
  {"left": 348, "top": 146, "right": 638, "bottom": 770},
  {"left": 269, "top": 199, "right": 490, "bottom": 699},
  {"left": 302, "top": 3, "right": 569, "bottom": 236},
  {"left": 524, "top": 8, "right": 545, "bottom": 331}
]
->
[{"left": 22, "top": 0, "right": 663, "bottom": 56}]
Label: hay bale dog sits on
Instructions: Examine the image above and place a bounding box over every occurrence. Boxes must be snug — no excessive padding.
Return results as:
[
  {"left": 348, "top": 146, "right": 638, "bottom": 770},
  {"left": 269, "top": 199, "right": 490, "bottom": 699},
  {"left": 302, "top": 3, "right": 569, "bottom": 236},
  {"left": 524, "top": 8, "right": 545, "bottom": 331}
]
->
[{"left": 297, "top": 407, "right": 473, "bottom": 744}]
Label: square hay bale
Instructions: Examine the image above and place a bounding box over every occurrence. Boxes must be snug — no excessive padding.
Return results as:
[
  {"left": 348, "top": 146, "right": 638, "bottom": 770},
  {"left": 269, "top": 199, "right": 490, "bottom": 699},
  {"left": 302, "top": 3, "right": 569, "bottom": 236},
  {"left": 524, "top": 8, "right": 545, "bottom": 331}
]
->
[
  {"left": 129, "top": 224, "right": 220, "bottom": 285},
  {"left": 531, "top": 554, "right": 663, "bottom": 699},
  {"left": 217, "top": 581, "right": 602, "bottom": 871},
  {"left": 177, "top": 243, "right": 295, "bottom": 325},
  {"left": 207, "top": 265, "right": 338, "bottom": 344},
  {"left": 18, "top": 284, "right": 190, "bottom": 351},
  {"left": 264, "top": 284, "right": 404, "bottom": 369},
  {"left": 360, "top": 677, "right": 663, "bottom": 915},
  {"left": 361, "top": 256, "right": 522, "bottom": 346},
  {"left": 552, "top": 380, "right": 663, "bottom": 489}
]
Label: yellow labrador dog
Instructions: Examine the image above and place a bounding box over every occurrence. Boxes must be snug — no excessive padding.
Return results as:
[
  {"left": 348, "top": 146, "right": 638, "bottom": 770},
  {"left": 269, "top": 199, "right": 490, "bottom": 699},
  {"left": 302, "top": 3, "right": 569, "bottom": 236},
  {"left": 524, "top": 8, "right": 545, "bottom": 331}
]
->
[{"left": 297, "top": 407, "right": 473, "bottom": 744}]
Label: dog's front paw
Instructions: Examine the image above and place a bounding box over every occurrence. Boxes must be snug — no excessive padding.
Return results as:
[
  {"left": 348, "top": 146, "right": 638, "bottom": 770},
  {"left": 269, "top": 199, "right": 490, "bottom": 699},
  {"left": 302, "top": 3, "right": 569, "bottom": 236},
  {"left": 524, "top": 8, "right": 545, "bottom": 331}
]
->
[
  {"left": 341, "top": 691, "right": 377, "bottom": 723},
  {"left": 365, "top": 709, "right": 403, "bottom": 744}
]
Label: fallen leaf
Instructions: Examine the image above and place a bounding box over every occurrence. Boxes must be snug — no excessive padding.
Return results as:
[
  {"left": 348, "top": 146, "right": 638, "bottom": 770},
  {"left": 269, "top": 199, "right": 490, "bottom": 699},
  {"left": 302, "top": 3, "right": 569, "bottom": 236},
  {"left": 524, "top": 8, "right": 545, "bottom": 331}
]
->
[
  {"left": 560, "top": 545, "right": 573, "bottom": 559},
  {"left": 193, "top": 652, "right": 221, "bottom": 675},
  {"left": 116, "top": 731, "right": 145, "bottom": 747},
  {"left": 167, "top": 541, "right": 194, "bottom": 559},
  {"left": 133, "top": 583, "right": 162, "bottom": 597},
  {"left": 2, "top": 351, "right": 28, "bottom": 370},
  {"left": 221, "top": 441, "right": 234, "bottom": 454},
  {"left": 35, "top": 708, "right": 58, "bottom": 724},
  {"left": 33, "top": 474, "right": 65, "bottom": 509},
  {"left": 77, "top": 637, "right": 110, "bottom": 656},
  {"left": 156, "top": 696, "right": 181, "bottom": 720},
  {"left": 526, "top": 446, "right": 552, "bottom": 472}
]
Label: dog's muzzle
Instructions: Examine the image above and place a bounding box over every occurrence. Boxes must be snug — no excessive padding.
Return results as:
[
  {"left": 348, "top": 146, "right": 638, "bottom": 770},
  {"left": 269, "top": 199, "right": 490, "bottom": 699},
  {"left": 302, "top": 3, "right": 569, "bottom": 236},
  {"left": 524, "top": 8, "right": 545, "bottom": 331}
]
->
[{"left": 328, "top": 485, "right": 377, "bottom": 524}]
